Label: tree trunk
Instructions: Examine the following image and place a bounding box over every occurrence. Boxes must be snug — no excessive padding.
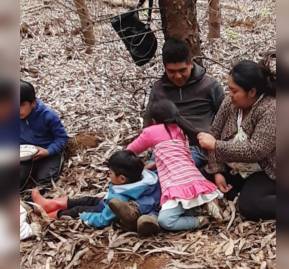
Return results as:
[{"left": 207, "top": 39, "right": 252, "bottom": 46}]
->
[
  {"left": 73, "top": 0, "right": 95, "bottom": 46},
  {"left": 158, "top": 0, "right": 201, "bottom": 58},
  {"left": 208, "top": 0, "right": 221, "bottom": 38}
]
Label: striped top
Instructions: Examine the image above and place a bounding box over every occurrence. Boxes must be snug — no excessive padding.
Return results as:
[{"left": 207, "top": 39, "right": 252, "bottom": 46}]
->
[{"left": 127, "top": 124, "right": 218, "bottom": 206}]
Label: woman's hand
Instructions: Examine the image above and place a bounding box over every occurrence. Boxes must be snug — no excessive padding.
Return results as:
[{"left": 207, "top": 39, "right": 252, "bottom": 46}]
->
[
  {"left": 214, "top": 173, "right": 232, "bottom": 193},
  {"left": 197, "top": 132, "right": 217, "bottom": 151}
]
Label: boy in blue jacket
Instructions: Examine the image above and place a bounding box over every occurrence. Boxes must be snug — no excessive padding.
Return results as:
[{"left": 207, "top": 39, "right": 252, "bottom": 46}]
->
[
  {"left": 32, "top": 150, "right": 161, "bottom": 235},
  {"left": 20, "top": 80, "right": 68, "bottom": 187}
]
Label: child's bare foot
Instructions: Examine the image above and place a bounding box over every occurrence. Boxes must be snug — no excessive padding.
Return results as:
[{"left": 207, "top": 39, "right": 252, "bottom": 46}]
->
[{"left": 207, "top": 200, "right": 223, "bottom": 222}]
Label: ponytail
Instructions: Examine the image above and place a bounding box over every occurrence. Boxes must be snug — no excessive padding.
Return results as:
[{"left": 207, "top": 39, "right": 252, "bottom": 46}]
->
[
  {"left": 149, "top": 99, "right": 201, "bottom": 145},
  {"left": 161, "top": 114, "right": 200, "bottom": 145},
  {"left": 175, "top": 115, "right": 200, "bottom": 145},
  {"left": 258, "top": 57, "right": 276, "bottom": 97}
]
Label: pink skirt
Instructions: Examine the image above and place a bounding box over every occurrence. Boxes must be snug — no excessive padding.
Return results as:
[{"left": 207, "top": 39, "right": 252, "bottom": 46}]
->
[{"left": 161, "top": 179, "right": 218, "bottom": 205}]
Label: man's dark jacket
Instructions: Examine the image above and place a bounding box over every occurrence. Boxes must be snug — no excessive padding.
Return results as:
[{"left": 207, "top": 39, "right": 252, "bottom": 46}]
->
[{"left": 144, "top": 63, "right": 225, "bottom": 135}]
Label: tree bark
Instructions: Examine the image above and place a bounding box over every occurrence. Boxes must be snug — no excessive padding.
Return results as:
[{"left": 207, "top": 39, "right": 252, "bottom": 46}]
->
[
  {"left": 73, "top": 0, "right": 95, "bottom": 46},
  {"left": 208, "top": 0, "right": 221, "bottom": 39},
  {"left": 158, "top": 0, "right": 201, "bottom": 58}
]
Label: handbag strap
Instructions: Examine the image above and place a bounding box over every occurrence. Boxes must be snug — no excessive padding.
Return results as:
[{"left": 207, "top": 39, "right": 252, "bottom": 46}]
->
[{"left": 136, "top": 0, "right": 154, "bottom": 24}]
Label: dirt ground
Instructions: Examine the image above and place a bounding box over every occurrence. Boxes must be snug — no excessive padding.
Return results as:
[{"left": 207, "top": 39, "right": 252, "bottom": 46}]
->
[{"left": 79, "top": 251, "right": 170, "bottom": 269}]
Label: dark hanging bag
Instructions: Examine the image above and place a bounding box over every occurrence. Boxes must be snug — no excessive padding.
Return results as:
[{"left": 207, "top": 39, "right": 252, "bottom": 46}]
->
[{"left": 111, "top": 0, "right": 157, "bottom": 66}]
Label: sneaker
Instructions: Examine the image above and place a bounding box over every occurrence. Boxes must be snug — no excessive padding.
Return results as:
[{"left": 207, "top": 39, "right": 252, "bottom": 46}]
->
[
  {"left": 108, "top": 199, "right": 140, "bottom": 231},
  {"left": 196, "top": 216, "right": 210, "bottom": 228},
  {"left": 207, "top": 200, "right": 224, "bottom": 222},
  {"left": 137, "top": 215, "right": 159, "bottom": 236}
]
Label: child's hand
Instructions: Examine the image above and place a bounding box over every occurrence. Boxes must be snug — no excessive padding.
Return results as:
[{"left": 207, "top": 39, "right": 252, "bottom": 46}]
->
[
  {"left": 197, "top": 132, "right": 216, "bottom": 151},
  {"left": 145, "top": 162, "right": 156, "bottom": 170},
  {"left": 33, "top": 147, "right": 49, "bottom": 160},
  {"left": 214, "top": 173, "right": 232, "bottom": 193}
]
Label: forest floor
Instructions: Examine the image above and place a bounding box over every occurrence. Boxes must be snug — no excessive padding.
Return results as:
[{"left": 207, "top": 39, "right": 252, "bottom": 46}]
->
[{"left": 20, "top": 0, "right": 276, "bottom": 268}]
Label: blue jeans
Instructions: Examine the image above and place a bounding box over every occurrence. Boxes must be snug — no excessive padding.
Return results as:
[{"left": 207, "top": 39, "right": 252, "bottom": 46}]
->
[
  {"left": 191, "top": 146, "right": 207, "bottom": 168},
  {"left": 158, "top": 203, "right": 200, "bottom": 231}
]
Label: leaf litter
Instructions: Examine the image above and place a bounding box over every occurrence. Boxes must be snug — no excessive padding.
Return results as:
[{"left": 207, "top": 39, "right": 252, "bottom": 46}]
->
[{"left": 20, "top": 0, "right": 276, "bottom": 268}]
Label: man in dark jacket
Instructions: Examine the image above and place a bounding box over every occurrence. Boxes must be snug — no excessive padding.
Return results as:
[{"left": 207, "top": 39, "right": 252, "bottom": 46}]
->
[
  {"left": 108, "top": 38, "right": 224, "bottom": 236},
  {"left": 144, "top": 38, "right": 225, "bottom": 167}
]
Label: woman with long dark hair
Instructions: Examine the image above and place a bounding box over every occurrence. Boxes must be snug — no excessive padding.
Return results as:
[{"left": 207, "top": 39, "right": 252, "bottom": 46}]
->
[{"left": 198, "top": 60, "right": 276, "bottom": 221}]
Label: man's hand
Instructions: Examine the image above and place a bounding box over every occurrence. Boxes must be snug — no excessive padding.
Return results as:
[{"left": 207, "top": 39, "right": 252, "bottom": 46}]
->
[
  {"left": 214, "top": 173, "right": 232, "bottom": 193},
  {"left": 197, "top": 132, "right": 217, "bottom": 151},
  {"left": 33, "top": 147, "right": 49, "bottom": 160}
]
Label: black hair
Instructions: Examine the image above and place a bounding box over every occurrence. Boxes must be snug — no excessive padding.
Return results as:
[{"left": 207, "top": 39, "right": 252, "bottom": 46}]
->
[
  {"left": 107, "top": 150, "right": 144, "bottom": 183},
  {"left": 230, "top": 60, "right": 276, "bottom": 97},
  {"left": 0, "top": 79, "right": 14, "bottom": 102},
  {"left": 149, "top": 99, "right": 200, "bottom": 145},
  {"left": 162, "top": 38, "right": 192, "bottom": 65},
  {"left": 20, "top": 80, "right": 36, "bottom": 104}
]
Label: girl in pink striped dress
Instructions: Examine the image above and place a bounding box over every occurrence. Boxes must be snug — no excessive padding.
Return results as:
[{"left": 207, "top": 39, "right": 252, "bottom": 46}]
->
[{"left": 127, "top": 99, "right": 223, "bottom": 231}]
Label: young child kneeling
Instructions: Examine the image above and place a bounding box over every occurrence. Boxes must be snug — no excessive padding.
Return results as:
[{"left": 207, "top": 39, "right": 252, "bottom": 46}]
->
[
  {"left": 32, "top": 150, "right": 160, "bottom": 230},
  {"left": 20, "top": 80, "right": 68, "bottom": 188},
  {"left": 127, "top": 99, "right": 224, "bottom": 232}
]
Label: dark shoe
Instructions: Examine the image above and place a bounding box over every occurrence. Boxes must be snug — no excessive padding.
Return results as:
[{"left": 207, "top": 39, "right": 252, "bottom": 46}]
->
[
  {"left": 108, "top": 199, "right": 140, "bottom": 231},
  {"left": 137, "top": 215, "right": 159, "bottom": 236}
]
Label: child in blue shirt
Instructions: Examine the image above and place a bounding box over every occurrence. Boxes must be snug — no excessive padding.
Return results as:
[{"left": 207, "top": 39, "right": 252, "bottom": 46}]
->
[
  {"left": 20, "top": 80, "right": 68, "bottom": 188},
  {"left": 32, "top": 150, "right": 161, "bottom": 232}
]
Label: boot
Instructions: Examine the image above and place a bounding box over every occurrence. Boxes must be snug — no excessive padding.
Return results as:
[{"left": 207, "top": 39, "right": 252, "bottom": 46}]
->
[
  {"left": 137, "top": 215, "right": 159, "bottom": 236},
  {"left": 108, "top": 199, "right": 140, "bottom": 231},
  {"left": 47, "top": 210, "right": 59, "bottom": 219},
  {"left": 207, "top": 200, "right": 224, "bottom": 222},
  {"left": 31, "top": 188, "right": 68, "bottom": 214}
]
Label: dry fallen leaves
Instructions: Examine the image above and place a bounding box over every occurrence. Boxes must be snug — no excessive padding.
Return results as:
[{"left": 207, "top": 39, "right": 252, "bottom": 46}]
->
[{"left": 20, "top": 0, "right": 276, "bottom": 268}]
